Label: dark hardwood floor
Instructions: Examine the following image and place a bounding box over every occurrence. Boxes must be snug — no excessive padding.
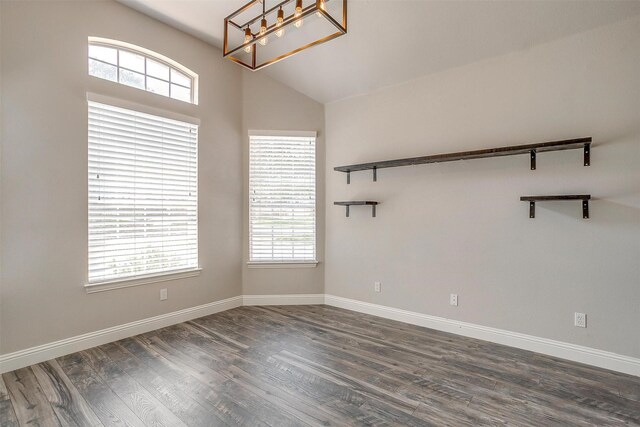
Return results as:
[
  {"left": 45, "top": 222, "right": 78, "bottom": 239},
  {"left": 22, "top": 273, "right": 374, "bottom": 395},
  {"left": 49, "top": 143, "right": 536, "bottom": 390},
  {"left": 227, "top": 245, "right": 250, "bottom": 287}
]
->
[{"left": 2, "top": 305, "right": 640, "bottom": 426}]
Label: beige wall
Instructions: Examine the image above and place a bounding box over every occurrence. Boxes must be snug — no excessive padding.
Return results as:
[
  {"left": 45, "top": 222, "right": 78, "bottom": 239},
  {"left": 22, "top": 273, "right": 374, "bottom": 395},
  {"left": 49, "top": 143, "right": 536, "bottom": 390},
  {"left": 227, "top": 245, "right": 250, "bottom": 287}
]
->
[
  {"left": 0, "top": 0, "right": 244, "bottom": 354},
  {"left": 241, "top": 70, "right": 325, "bottom": 295},
  {"left": 325, "top": 17, "right": 640, "bottom": 358},
  {"left": 2, "top": 0, "right": 637, "bottom": 366}
]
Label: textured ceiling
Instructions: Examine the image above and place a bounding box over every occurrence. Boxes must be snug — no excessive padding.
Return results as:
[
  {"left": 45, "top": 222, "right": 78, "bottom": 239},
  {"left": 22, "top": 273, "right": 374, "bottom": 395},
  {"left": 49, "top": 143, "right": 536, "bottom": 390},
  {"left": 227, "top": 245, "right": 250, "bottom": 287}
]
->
[{"left": 120, "top": 0, "right": 640, "bottom": 103}]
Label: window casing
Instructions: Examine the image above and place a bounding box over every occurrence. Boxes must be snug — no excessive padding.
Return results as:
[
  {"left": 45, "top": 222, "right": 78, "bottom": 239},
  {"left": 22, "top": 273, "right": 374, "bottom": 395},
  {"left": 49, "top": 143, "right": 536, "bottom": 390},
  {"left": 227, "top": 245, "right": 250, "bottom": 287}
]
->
[
  {"left": 88, "top": 38, "right": 197, "bottom": 104},
  {"left": 88, "top": 101, "right": 198, "bottom": 285},
  {"left": 249, "top": 133, "right": 317, "bottom": 263}
]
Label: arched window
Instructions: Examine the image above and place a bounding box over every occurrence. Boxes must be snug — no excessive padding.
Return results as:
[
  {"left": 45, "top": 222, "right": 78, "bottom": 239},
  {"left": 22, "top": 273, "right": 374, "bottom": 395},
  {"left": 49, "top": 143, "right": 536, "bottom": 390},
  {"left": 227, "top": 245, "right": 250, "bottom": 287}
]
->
[{"left": 88, "top": 37, "right": 198, "bottom": 104}]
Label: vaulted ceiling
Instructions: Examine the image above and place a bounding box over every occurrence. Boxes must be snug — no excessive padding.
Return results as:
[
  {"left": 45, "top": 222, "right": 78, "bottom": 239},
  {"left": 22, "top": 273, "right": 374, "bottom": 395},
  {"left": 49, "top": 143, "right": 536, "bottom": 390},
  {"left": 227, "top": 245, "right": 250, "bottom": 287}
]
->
[{"left": 120, "top": 0, "right": 640, "bottom": 104}]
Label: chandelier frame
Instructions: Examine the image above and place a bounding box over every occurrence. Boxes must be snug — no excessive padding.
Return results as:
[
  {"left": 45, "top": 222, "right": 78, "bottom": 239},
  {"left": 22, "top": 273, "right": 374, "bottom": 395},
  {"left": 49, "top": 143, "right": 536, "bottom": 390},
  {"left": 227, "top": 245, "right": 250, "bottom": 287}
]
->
[{"left": 223, "top": 0, "right": 348, "bottom": 70}]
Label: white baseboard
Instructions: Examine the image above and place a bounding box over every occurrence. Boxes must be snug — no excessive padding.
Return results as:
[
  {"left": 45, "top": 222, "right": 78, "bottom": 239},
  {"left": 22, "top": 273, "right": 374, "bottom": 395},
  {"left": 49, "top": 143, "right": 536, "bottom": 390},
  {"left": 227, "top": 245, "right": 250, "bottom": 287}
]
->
[
  {"left": 2, "top": 293, "right": 639, "bottom": 378},
  {"left": 0, "top": 294, "right": 323, "bottom": 374},
  {"left": 0, "top": 296, "right": 242, "bottom": 374},
  {"left": 242, "top": 294, "right": 325, "bottom": 306},
  {"left": 324, "top": 294, "right": 640, "bottom": 377}
]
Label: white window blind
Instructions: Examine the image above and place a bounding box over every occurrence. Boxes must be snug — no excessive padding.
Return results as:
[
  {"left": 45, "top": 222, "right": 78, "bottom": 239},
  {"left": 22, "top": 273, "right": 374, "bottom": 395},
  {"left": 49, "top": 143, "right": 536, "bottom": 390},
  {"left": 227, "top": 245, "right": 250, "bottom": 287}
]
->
[
  {"left": 88, "top": 101, "right": 198, "bottom": 284},
  {"left": 249, "top": 134, "right": 316, "bottom": 262}
]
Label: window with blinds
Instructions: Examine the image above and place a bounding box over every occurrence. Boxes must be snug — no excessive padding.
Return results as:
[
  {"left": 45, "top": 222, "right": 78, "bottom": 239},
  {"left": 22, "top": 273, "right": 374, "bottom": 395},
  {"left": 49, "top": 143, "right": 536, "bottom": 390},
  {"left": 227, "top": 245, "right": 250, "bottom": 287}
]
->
[
  {"left": 249, "top": 134, "right": 316, "bottom": 263},
  {"left": 88, "top": 101, "right": 198, "bottom": 284}
]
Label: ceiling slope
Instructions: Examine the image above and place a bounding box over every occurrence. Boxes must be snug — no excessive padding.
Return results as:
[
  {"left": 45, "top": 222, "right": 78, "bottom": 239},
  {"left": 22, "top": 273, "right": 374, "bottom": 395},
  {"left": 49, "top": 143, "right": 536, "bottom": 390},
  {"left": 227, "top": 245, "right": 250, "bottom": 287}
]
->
[{"left": 119, "top": 0, "right": 640, "bottom": 103}]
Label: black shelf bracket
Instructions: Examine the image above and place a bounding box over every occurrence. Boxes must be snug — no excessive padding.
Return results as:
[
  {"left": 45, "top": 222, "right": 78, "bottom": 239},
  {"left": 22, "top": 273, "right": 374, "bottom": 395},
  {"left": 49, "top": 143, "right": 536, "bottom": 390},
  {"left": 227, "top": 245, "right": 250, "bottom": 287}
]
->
[
  {"left": 334, "top": 201, "right": 378, "bottom": 218},
  {"left": 336, "top": 137, "right": 591, "bottom": 183},
  {"left": 520, "top": 195, "right": 591, "bottom": 219},
  {"left": 530, "top": 150, "right": 536, "bottom": 170},
  {"left": 584, "top": 143, "right": 590, "bottom": 166}
]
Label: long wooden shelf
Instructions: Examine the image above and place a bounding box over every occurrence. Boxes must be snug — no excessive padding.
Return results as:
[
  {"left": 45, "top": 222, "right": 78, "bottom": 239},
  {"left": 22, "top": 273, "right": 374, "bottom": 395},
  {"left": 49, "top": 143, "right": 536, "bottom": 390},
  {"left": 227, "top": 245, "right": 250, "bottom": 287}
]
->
[
  {"left": 334, "top": 201, "right": 378, "bottom": 217},
  {"left": 520, "top": 195, "right": 591, "bottom": 219},
  {"left": 335, "top": 137, "right": 591, "bottom": 183}
]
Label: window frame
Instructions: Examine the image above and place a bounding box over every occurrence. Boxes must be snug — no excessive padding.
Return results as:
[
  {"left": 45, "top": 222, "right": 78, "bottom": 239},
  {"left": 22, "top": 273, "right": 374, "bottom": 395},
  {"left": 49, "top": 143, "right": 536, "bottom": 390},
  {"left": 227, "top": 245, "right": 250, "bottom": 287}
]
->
[
  {"left": 85, "top": 93, "right": 201, "bottom": 292},
  {"left": 88, "top": 37, "right": 199, "bottom": 105},
  {"left": 247, "top": 130, "right": 318, "bottom": 268}
]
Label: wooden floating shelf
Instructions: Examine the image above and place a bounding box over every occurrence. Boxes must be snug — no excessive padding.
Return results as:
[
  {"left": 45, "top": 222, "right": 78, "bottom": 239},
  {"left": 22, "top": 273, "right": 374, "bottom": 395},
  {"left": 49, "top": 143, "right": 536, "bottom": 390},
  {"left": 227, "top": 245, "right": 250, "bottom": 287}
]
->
[
  {"left": 334, "top": 201, "right": 379, "bottom": 217},
  {"left": 335, "top": 137, "right": 591, "bottom": 183},
  {"left": 520, "top": 195, "right": 591, "bottom": 219}
]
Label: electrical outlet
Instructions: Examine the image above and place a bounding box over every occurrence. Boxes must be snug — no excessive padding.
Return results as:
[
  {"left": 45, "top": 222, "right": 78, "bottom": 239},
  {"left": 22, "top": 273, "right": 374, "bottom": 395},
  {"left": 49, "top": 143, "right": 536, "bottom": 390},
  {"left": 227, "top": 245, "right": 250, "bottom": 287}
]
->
[
  {"left": 450, "top": 293, "right": 458, "bottom": 306},
  {"left": 160, "top": 288, "right": 168, "bottom": 301},
  {"left": 574, "top": 312, "right": 586, "bottom": 328},
  {"left": 374, "top": 282, "right": 381, "bottom": 293}
]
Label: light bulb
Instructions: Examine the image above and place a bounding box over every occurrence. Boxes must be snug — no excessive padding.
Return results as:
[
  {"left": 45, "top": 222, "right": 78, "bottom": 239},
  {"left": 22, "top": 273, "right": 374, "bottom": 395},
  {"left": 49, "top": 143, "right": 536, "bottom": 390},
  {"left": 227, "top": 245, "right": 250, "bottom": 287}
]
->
[
  {"left": 243, "top": 27, "right": 252, "bottom": 53},
  {"left": 260, "top": 17, "right": 267, "bottom": 34},
  {"left": 294, "top": 0, "right": 303, "bottom": 26},
  {"left": 275, "top": 8, "right": 285, "bottom": 37},
  {"left": 258, "top": 17, "right": 268, "bottom": 45}
]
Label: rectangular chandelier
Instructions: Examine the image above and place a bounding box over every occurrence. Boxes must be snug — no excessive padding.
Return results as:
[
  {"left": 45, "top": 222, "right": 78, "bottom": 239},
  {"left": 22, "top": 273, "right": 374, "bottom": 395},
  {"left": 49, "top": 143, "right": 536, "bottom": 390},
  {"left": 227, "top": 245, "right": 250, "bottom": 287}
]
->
[{"left": 224, "top": 0, "right": 347, "bottom": 70}]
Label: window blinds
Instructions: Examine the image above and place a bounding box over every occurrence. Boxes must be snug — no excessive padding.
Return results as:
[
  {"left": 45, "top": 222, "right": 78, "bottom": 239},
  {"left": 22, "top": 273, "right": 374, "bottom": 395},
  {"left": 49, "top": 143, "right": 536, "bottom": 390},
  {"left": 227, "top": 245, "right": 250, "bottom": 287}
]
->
[
  {"left": 249, "top": 134, "right": 316, "bottom": 262},
  {"left": 88, "top": 101, "right": 198, "bottom": 284}
]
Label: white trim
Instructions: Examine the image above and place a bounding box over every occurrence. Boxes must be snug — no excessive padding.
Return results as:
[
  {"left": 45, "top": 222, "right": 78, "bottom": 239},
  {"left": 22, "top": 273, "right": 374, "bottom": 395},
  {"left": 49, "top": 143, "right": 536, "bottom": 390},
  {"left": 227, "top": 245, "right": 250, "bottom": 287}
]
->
[
  {"left": 242, "top": 294, "right": 325, "bottom": 306},
  {"left": 248, "top": 129, "right": 317, "bottom": 138},
  {"left": 0, "top": 296, "right": 242, "bottom": 374},
  {"left": 86, "top": 92, "right": 200, "bottom": 125},
  {"left": 246, "top": 261, "right": 318, "bottom": 269},
  {"left": 85, "top": 268, "right": 202, "bottom": 294},
  {"left": 2, "top": 293, "right": 638, "bottom": 377},
  {"left": 324, "top": 295, "right": 640, "bottom": 378}
]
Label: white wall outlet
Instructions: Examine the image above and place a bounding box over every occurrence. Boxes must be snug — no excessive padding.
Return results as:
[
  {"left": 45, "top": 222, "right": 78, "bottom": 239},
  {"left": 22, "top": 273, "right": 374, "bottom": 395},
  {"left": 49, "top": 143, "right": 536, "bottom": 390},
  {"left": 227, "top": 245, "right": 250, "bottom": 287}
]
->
[
  {"left": 450, "top": 293, "right": 458, "bottom": 306},
  {"left": 374, "top": 282, "right": 381, "bottom": 293},
  {"left": 160, "top": 288, "right": 168, "bottom": 301},
  {"left": 574, "top": 312, "right": 587, "bottom": 328}
]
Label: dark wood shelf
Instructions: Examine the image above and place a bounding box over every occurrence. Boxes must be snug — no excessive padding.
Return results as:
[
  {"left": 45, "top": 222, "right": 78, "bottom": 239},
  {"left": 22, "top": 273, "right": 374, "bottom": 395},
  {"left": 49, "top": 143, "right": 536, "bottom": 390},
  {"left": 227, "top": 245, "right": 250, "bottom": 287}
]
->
[
  {"left": 334, "top": 201, "right": 378, "bottom": 217},
  {"left": 520, "top": 195, "right": 591, "bottom": 219},
  {"left": 335, "top": 137, "right": 591, "bottom": 183}
]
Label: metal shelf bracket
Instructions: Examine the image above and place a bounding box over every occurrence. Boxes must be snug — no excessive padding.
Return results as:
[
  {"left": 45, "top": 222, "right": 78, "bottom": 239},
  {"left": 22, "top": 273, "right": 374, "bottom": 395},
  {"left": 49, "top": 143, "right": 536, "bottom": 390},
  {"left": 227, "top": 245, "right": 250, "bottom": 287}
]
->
[
  {"left": 584, "top": 143, "right": 590, "bottom": 166},
  {"left": 582, "top": 200, "right": 589, "bottom": 219},
  {"left": 530, "top": 150, "right": 536, "bottom": 170}
]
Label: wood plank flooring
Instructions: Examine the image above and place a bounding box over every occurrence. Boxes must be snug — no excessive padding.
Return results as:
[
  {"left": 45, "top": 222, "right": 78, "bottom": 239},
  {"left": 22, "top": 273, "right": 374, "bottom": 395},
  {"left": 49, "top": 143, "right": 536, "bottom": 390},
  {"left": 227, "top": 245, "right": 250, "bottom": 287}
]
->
[{"left": 2, "top": 305, "right": 640, "bottom": 426}]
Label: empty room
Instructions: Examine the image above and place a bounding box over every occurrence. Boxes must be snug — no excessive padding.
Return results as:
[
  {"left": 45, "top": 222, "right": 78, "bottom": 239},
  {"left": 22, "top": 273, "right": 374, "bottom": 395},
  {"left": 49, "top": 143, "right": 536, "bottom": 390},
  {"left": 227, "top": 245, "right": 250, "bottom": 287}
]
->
[{"left": 1, "top": 0, "right": 639, "bottom": 425}]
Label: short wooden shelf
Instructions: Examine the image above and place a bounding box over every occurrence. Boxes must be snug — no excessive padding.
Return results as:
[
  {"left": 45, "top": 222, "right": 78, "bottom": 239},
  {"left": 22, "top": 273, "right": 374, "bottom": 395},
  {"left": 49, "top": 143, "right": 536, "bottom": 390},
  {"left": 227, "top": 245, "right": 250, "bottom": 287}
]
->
[
  {"left": 520, "top": 195, "right": 591, "bottom": 219},
  {"left": 334, "top": 201, "right": 378, "bottom": 217},
  {"left": 335, "top": 137, "right": 591, "bottom": 183}
]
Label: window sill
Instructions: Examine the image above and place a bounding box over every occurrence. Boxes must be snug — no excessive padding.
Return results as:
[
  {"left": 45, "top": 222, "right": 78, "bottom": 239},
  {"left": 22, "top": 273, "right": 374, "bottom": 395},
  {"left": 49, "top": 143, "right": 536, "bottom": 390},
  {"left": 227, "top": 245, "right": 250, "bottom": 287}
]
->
[
  {"left": 85, "top": 268, "right": 202, "bottom": 294},
  {"left": 246, "top": 261, "right": 318, "bottom": 269}
]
